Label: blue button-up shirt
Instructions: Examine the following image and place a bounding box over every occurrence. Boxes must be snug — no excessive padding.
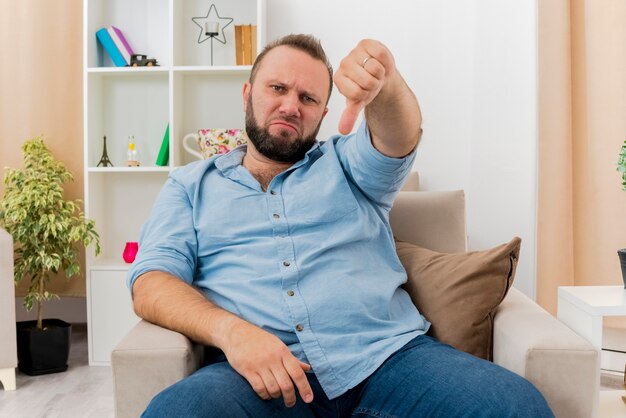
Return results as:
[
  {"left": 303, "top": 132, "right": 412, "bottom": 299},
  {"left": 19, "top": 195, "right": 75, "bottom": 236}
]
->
[{"left": 128, "top": 121, "right": 429, "bottom": 399}]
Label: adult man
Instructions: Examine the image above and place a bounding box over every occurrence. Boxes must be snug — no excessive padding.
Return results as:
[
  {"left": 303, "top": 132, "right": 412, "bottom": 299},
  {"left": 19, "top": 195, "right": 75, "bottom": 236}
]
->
[{"left": 128, "top": 34, "right": 553, "bottom": 417}]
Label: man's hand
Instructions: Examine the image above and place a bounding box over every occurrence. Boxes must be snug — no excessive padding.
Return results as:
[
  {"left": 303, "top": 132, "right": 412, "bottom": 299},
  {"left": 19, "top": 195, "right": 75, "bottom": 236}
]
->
[
  {"left": 334, "top": 39, "right": 397, "bottom": 135},
  {"left": 132, "top": 272, "right": 313, "bottom": 407},
  {"left": 218, "top": 319, "right": 314, "bottom": 408}
]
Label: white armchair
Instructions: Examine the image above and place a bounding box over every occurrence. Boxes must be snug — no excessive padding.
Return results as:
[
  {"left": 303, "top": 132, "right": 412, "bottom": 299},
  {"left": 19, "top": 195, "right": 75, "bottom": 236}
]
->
[{"left": 112, "top": 175, "right": 599, "bottom": 417}]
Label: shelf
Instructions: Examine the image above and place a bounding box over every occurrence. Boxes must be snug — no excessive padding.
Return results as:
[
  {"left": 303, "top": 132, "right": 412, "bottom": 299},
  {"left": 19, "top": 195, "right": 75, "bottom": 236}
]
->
[
  {"left": 86, "top": 66, "right": 252, "bottom": 75},
  {"left": 86, "top": 0, "right": 170, "bottom": 68},
  {"left": 84, "top": 0, "right": 265, "bottom": 366},
  {"left": 173, "top": 65, "right": 252, "bottom": 75},
  {"left": 87, "top": 66, "right": 252, "bottom": 75},
  {"left": 173, "top": 0, "right": 262, "bottom": 67},
  {"left": 86, "top": 72, "right": 169, "bottom": 167},
  {"left": 88, "top": 167, "right": 171, "bottom": 173},
  {"left": 172, "top": 70, "right": 249, "bottom": 166},
  {"left": 90, "top": 259, "right": 132, "bottom": 271},
  {"left": 86, "top": 171, "right": 169, "bottom": 262},
  {"left": 87, "top": 67, "right": 170, "bottom": 74}
]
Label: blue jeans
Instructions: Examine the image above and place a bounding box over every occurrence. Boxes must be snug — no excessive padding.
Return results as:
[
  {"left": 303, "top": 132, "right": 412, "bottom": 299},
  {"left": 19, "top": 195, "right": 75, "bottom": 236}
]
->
[{"left": 143, "top": 335, "right": 554, "bottom": 417}]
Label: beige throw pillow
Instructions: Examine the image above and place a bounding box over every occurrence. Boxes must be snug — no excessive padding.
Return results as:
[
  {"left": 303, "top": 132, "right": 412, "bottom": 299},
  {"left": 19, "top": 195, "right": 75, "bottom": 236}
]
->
[{"left": 396, "top": 237, "right": 521, "bottom": 360}]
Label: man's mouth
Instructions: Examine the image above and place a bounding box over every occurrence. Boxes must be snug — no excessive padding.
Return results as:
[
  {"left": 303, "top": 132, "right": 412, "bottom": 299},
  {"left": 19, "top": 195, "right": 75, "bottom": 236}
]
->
[{"left": 270, "top": 121, "right": 299, "bottom": 134}]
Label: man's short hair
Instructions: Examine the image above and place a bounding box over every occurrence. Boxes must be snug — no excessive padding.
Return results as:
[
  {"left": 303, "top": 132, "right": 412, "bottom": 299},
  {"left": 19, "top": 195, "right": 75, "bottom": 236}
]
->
[{"left": 249, "top": 34, "right": 333, "bottom": 104}]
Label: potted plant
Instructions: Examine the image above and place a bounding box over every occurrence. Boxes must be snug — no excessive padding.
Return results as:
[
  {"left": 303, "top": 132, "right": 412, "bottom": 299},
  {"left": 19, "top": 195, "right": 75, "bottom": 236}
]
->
[
  {"left": 0, "top": 136, "right": 100, "bottom": 375},
  {"left": 616, "top": 139, "right": 626, "bottom": 288}
]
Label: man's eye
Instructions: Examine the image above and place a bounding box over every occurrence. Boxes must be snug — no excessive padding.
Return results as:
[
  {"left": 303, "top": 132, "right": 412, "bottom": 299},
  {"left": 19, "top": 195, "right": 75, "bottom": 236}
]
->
[
  {"left": 302, "top": 95, "right": 317, "bottom": 104},
  {"left": 271, "top": 85, "right": 284, "bottom": 92}
]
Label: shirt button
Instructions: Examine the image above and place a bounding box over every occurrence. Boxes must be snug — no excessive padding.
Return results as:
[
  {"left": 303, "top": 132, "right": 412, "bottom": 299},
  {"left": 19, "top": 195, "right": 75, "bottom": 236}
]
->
[
  {"left": 270, "top": 190, "right": 277, "bottom": 195},
  {"left": 296, "top": 324, "right": 304, "bottom": 332},
  {"left": 283, "top": 261, "right": 291, "bottom": 267},
  {"left": 287, "top": 290, "right": 295, "bottom": 296},
  {"left": 272, "top": 213, "right": 280, "bottom": 219}
]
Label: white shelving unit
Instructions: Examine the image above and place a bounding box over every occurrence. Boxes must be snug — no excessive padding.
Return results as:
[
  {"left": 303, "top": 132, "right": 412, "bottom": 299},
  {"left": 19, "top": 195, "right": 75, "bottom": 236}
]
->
[{"left": 83, "top": 0, "right": 266, "bottom": 365}]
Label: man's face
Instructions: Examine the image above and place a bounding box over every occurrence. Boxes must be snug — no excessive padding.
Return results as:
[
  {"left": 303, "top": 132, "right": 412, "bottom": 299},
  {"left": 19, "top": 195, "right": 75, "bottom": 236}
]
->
[{"left": 243, "top": 46, "right": 330, "bottom": 163}]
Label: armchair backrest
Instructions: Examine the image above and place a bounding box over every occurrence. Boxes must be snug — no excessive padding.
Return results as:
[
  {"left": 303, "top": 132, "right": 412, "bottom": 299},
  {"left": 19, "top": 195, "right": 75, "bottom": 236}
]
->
[{"left": 390, "top": 190, "right": 467, "bottom": 253}]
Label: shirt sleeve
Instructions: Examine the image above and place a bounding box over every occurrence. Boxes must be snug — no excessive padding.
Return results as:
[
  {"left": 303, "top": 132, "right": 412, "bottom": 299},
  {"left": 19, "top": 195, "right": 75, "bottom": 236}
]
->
[
  {"left": 332, "top": 120, "right": 417, "bottom": 209},
  {"left": 126, "top": 175, "right": 198, "bottom": 295}
]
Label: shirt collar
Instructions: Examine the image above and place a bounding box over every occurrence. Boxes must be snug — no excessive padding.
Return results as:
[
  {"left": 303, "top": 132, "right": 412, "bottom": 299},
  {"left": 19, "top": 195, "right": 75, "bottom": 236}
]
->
[
  {"left": 214, "top": 142, "right": 323, "bottom": 175},
  {"left": 214, "top": 144, "right": 247, "bottom": 174}
]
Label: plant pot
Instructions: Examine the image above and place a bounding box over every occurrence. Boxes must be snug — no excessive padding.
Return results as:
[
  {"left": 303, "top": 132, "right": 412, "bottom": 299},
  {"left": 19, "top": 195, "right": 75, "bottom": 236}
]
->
[
  {"left": 618, "top": 249, "right": 626, "bottom": 289},
  {"left": 16, "top": 319, "right": 72, "bottom": 376}
]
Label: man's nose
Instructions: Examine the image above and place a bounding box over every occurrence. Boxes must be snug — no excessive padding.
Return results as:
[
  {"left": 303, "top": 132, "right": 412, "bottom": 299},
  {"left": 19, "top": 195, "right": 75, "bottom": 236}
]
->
[{"left": 278, "top": 92, "right": 300, "bottom": 118}]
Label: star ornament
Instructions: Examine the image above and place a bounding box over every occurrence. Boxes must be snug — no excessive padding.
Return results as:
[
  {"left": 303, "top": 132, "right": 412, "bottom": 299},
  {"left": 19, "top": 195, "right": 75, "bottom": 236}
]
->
[{"left": 192, "top": 4, "right": 234, "bottom": 45}]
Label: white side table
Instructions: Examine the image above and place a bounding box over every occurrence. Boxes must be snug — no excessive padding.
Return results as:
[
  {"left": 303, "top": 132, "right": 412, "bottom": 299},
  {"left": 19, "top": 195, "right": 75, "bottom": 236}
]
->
[
  {"left": 558, "top": 285, "right": 626, "bottom": 418},
  {"left": 558, "top": 286, "right": 626, "bottom": 353}
]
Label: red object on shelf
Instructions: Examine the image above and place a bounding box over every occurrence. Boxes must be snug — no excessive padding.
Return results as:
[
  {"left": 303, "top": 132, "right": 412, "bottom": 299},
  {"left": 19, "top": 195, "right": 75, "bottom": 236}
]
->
[{"left": 123, "top": 242, "right": 139, "bottom": 263}]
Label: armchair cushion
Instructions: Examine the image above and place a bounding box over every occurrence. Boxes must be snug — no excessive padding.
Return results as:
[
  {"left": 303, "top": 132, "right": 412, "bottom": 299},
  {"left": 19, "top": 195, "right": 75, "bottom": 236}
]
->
[{"left": 396, "top": 237, "right": 521, "bottom": 360}]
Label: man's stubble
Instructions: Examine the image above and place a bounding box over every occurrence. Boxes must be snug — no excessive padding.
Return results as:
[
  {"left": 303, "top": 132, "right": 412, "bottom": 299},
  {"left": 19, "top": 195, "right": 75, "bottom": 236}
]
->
[{"left": 245, "top": 92, "right": 322, "bottom": 163}]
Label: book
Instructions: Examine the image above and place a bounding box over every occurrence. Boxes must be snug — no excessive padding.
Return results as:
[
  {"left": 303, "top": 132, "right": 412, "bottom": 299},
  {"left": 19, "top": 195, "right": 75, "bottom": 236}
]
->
[
  {"left": 234, "top": 25, "right": 244, "bottom": 65},
  {"left": 108, "top": 26, "right": 134, "bottom": 65},
  {"left": 234, "top": 24, "right": 257, "bottom": 65},
  {"left": 251, "top": 25, "right": 257, "bottom": 63},
  {"left": 155, "top": 123, "right": 170, "bottom": 166},
  {"left": 96, "top": 28, "right": 126, "bottom": 67},
  {"left": 242, "top": 24, "right": 251, "bottom": 65}
]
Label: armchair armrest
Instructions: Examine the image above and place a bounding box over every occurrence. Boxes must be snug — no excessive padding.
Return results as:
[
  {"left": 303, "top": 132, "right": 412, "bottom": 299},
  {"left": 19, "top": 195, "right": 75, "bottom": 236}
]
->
[
  {"left": 111, "top": 319, "right": 203, "bottom": 418},
  {"left": 0, "top": 227, "right": 16, "bottom": 391},
  {"left": 494, "top": 288, "right": 599, "bottom": 418}
]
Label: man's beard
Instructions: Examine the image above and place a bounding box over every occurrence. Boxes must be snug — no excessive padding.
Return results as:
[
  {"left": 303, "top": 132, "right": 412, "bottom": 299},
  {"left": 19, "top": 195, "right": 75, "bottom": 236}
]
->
[{"left": 245, "top": 97, "right": 321, "bottom": 163}]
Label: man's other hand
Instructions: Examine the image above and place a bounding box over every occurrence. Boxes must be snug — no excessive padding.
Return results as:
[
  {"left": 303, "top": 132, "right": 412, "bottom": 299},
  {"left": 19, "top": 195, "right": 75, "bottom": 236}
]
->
[
  {"left": 334, "top": 39, "right": 396, "bottom": 135},
  {"left": 220, "top": 319, "right": 314, "bottom": 408}
]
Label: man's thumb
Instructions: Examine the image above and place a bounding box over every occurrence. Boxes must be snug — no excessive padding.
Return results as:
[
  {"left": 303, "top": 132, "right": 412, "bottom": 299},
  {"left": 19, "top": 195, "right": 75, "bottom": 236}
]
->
[{"left": 338, "top": 101, "right": 363, "bottom": 135}]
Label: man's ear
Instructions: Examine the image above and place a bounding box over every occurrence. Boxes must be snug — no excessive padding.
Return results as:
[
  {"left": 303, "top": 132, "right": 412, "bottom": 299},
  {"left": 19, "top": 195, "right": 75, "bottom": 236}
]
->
[
  {"left": 322, "top": 107, "right": 329, "bottom": 119},
  {"left": 243, "top": 82, "right": 251, "bottom": 112}
]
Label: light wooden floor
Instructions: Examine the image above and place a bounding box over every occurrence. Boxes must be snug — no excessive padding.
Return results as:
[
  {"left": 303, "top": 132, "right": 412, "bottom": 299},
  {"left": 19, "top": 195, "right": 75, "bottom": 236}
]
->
[{"left": 0, "top": 324, "right": 114, "bottom": 418}]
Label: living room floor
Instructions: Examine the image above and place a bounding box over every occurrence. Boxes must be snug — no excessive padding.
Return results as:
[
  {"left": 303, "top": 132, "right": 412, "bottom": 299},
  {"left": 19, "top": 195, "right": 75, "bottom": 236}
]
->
[
  {"left": 0, "top": 324, "right": 623, "bottom": 418},
  {"left": 0, "top": 325, "right": 113, "bottom": 418}
]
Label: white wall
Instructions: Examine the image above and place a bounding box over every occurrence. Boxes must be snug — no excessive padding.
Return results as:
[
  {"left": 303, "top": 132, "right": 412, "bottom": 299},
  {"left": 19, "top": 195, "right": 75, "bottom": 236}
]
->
[{"left": 267, "top": 0, "right": 538, "bottom": 298}]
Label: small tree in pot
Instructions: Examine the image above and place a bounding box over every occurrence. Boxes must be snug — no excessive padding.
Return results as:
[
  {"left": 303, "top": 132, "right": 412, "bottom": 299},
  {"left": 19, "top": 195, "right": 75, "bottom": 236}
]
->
[
  {"left": 617, "top": 139, "right": 626, "bottom": 191},
  {"left": 616, "top": 139, "right": 626, "bottom": 288},
  {"left": 0, "top": 136, "right": 100, "bottom": 375}
]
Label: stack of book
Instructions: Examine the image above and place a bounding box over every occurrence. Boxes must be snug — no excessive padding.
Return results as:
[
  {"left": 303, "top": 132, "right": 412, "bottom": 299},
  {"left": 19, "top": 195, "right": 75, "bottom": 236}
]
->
[
  {"left": 96, "top": 26, "right": 135, "bottom": 67},
  {"left": 234, "top": 25, "right": 257, "bottom": 65}
]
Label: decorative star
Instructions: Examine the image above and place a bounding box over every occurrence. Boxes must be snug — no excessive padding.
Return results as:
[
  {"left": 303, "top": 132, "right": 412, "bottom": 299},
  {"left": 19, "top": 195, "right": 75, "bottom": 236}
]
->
[{"left": 191, "top": 4, "right": 234, "bottom": 45}]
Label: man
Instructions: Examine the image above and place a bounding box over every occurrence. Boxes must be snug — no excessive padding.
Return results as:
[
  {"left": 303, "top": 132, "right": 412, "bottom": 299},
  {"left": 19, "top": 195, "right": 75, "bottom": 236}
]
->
[{"left": 128, "top": 34, "right": 553, "bottom": 417}]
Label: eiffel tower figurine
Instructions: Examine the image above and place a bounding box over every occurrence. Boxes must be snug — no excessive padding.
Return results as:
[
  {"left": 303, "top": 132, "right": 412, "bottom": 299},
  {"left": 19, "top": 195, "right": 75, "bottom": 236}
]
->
[{"left": 97, "top": 135, "right": 113, "bottom": 167}]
